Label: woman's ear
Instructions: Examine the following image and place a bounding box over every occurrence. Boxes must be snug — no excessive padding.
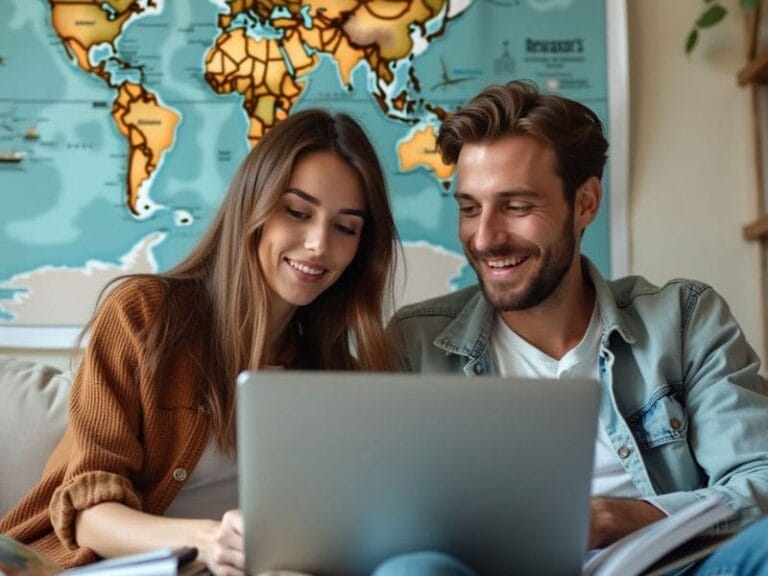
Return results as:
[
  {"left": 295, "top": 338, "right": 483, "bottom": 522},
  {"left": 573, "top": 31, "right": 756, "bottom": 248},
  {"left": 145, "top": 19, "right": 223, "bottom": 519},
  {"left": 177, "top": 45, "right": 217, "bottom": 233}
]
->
[{"left": 574, "top": 176, "right": 602, "bottom": 231}]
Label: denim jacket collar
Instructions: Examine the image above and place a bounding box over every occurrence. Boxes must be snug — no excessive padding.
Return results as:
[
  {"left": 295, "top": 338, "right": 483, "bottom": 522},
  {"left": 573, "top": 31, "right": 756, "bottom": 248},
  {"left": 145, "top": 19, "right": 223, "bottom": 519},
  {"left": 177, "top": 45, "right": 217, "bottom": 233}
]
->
[
  {"left": 433, "top": 289, "right": 494, "bottom": 361},
  {"left": 433, "top": 256, "right": 635, "bottom": 360},
  {"left": 586, "top": 258, "right": 636, "bottom": 347}
]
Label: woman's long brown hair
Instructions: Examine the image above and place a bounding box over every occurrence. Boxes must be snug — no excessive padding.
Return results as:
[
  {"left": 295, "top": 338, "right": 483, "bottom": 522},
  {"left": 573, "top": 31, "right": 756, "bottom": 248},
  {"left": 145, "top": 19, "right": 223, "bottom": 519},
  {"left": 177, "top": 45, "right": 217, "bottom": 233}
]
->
[{"left": 81, "top": 109, "right": 399, "bottom": 453}]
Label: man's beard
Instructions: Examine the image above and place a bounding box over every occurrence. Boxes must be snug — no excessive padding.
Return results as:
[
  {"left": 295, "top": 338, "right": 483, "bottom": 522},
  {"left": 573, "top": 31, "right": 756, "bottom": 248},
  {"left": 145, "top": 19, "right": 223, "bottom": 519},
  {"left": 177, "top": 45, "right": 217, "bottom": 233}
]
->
[{"left": 467, "top": 216, "right": 576, "bottom": 312}]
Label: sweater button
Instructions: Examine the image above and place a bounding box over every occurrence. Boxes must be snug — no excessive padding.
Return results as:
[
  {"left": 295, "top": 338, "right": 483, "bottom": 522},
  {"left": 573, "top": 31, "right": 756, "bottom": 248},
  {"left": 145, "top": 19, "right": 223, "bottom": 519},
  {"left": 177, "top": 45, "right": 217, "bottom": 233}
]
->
[
  {"left": 617, "top": 446, "right": 631, "bottom": 459},
  {"left": 173, "top": 467, "right": 188, "bottom": 482}
]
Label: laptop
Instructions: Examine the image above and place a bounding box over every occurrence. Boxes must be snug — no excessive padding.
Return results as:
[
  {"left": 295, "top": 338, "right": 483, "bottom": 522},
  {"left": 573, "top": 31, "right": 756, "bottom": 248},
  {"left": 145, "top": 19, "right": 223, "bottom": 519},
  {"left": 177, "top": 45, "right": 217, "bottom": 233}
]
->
[{"left": 237, "top": 371, "right": 599, "bottom": 576}]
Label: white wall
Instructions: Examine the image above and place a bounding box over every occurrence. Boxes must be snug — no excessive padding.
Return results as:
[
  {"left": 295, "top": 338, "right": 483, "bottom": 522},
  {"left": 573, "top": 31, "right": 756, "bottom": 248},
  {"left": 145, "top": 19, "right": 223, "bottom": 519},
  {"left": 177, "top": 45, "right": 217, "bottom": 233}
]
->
[
  {"left": 2, "top": 0, "right": 766, "bottom": 370},
  {"left": 628, "top": 0, "right": 766, "bottom": 364}
]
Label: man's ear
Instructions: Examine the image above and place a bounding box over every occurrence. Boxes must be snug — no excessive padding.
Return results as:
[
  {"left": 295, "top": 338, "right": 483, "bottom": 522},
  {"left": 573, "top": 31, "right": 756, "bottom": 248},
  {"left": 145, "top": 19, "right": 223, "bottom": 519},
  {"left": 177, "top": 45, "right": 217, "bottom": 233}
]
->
[{"left": 574, "top": 176, "right": 602, "bottom": 231}]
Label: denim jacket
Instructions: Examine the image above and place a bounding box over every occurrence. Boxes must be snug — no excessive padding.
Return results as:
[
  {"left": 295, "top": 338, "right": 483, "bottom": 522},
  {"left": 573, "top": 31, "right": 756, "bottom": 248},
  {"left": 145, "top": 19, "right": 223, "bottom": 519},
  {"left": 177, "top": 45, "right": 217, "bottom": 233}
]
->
[{"left": 390, "top": 258, "right": 768, "bottom": 530}]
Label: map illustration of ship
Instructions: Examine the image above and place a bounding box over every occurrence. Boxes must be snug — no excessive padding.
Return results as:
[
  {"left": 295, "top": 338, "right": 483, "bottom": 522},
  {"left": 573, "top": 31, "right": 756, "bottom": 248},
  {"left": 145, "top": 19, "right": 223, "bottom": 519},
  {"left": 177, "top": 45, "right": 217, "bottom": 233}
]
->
[
  {"left": 0, "top": 151, "right": 22, "bottom": 163},
  {"left": 24, "top": 125, "right": 39, "bottom": 141},
  {"left": 431, "top": 57, "right": 477, "bottom": 90}
]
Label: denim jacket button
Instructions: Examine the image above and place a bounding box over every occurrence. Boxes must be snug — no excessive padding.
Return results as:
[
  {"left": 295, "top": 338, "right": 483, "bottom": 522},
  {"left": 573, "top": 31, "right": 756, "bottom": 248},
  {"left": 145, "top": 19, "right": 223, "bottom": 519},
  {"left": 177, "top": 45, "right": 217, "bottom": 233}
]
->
[
  {"left": 617, "top": 446, "right": 631, "bottom": 459},
  {"left": 472, "top": 363, "right": 485, "bottom": 375},
  {"left": 669, "top": 417, "right": 681, "bottom": 430}
]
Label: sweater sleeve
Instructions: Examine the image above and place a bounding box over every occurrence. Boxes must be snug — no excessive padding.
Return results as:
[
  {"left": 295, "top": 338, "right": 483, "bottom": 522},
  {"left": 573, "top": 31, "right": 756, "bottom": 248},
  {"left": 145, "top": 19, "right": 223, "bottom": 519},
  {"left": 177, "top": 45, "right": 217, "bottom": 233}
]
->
[{"left": 49, "top": 279, "right": 165, "bottom": 549}]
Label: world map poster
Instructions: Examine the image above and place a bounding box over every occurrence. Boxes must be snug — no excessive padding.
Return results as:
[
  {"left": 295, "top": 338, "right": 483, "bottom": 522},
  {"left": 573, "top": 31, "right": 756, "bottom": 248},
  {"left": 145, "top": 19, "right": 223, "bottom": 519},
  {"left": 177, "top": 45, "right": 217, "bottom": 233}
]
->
[{"left": 0, "top": 0, "right": 626, "bottom": 347}]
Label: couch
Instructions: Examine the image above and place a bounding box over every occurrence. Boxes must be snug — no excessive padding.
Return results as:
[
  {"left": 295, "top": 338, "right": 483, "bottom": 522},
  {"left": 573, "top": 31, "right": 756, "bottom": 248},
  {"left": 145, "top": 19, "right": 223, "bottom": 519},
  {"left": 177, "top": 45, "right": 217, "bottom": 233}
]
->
[{"left": 0, "top": 356, "right": 72, "bottom": 516}]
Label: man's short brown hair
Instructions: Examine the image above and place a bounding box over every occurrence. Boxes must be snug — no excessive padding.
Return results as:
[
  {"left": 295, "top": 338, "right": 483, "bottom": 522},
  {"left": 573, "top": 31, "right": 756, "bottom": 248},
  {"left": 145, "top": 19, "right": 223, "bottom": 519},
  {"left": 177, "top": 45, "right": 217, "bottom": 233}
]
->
[{"left": 437, "top": 80, "right": 609, "bottom": 202}]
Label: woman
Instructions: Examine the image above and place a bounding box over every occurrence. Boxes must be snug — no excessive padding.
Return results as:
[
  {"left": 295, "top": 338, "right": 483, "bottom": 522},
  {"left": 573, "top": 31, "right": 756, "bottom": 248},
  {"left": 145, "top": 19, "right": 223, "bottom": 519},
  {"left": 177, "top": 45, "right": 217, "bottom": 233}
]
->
[{"left": 0, "top": 109, "right": 399, "bottom": 575}]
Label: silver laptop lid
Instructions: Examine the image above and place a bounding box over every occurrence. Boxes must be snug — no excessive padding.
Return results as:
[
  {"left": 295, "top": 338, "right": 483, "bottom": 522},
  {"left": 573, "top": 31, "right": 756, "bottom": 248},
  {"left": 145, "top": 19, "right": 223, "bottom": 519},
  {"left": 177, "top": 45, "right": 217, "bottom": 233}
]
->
[{"left": 237, "top": 371, "right": 599, "bottom": 576}]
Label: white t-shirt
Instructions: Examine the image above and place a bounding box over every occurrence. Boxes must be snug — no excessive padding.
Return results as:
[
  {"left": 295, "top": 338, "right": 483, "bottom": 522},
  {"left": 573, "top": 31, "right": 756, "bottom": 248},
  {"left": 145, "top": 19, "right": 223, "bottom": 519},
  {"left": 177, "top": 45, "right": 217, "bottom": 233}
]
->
[
  {"left": 165, "top": 366, "right": 289, "bottom": 519},
  {"left": 164, "top": 440, "right": 238, "bottom": 519},
  {"left": 491, "top": 306, "right": 640, "bottom": 498}
]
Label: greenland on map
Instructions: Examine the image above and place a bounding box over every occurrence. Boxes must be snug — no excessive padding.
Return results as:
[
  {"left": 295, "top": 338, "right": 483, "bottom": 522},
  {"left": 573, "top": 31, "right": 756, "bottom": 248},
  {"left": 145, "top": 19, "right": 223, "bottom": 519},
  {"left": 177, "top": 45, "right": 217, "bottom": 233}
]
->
[{"left": 0, "top": 0, "right": 627, "bottom": 347}]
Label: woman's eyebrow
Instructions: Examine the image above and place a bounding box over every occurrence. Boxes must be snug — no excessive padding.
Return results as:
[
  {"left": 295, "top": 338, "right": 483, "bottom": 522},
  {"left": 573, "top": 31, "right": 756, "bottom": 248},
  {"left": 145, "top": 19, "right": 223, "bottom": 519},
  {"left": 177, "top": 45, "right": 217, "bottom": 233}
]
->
[
  {"left": 285, "top": 188, "right": 366, "bottom": 219},
  {"left": 285, "top": 188, "right": 319, "bottom": 205},
  {"left": 339, "top": 208, "right": 367, "bottom": 219}
]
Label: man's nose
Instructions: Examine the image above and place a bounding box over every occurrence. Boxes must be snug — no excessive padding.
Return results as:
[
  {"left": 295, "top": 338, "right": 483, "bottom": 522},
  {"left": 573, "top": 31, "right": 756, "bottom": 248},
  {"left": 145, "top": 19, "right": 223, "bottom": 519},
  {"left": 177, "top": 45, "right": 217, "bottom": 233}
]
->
[{"left": 473, "top": 210, "right": 507, "bottom": 253}]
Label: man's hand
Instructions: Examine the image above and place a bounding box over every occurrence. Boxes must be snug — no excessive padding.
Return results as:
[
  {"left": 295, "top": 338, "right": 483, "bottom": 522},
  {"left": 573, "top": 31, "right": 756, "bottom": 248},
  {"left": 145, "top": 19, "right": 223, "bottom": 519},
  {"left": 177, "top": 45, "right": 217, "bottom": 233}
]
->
[{"left": 589, "top": 497, "right": 666, "bottom": 549}]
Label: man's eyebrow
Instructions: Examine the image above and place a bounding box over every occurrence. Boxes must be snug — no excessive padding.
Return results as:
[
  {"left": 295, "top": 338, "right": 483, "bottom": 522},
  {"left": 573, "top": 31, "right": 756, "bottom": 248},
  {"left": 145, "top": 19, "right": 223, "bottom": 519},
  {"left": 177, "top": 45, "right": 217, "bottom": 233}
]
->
[
  {"left": 285, "top": 188, "right": 367, "bottom": 219},
  {"left": 453, "top": 189, "right": 539, "bottom": 201}
]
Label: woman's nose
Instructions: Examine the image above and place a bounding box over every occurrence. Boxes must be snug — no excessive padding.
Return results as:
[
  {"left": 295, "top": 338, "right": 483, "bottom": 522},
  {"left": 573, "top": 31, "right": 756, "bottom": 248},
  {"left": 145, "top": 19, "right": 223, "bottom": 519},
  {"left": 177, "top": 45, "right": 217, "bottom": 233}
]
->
[{"left": 304, "top": 223, "right": 330, "bottom": 254}]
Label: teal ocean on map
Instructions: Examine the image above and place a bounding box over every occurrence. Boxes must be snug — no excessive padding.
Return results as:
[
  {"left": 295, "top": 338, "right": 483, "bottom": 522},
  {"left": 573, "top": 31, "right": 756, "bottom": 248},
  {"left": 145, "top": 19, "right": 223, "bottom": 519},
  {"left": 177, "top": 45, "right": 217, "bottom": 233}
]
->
[{"left": 0, "top": 0, "right": 611, "bottom": 336}]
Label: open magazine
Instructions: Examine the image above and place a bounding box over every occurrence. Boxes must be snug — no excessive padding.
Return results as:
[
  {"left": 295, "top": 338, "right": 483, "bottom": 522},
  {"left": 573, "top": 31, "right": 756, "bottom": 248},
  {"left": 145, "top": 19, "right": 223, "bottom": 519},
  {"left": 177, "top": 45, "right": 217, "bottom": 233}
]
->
[
  {"left": 0, "top": 536, "right": 203, "bottom": 576},
  {"left": 582, "top": 495, "right": 736, "bottom": 576}
]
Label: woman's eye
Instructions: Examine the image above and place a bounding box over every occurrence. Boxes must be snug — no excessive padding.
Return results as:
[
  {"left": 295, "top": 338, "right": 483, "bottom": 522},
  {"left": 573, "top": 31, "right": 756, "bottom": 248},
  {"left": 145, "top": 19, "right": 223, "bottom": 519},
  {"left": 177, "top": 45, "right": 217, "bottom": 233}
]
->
[
  {"left": 334, "top": 223, "right": 358, "bottom": 236},
  {"left": 286, "top": 207, "right": 309, "bottom": 220}
]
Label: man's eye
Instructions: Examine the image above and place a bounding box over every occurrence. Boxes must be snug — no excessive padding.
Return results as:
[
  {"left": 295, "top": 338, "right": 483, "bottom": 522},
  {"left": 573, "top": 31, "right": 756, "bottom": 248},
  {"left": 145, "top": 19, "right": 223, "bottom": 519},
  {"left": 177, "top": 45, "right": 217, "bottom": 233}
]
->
[
  {"left": 286, "top": 207, "right": 309, "bottom": 220},
  {"left": 459, "top": 205, "right": 479, "bottom": 217},
  {"left": 507, "top": 204, "right": 531, "bottom": 213}
]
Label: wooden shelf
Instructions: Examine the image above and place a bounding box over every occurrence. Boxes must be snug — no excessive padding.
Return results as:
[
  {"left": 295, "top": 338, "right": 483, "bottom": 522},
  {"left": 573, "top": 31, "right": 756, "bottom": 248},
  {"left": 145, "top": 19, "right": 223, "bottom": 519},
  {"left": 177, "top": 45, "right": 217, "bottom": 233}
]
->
[
  {"left": 739, "top": 8, "right": 768, "bottom": 363},
  {"left": 744, "top": 214, "right": 768, "bottom": 240},
  {"left": 738, "top": 46, "right": 768, "bottom": 85},
  {"left": 741, "top": 8, "right": 768, "bottom": 244}
]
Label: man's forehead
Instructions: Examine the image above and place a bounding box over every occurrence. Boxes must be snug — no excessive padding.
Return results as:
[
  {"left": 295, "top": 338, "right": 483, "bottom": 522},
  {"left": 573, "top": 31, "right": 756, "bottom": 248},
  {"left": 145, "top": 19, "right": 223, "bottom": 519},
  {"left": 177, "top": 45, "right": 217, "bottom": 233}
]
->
[
  {"left": 457, "top": 134, "right": 555, "bottom": 164},
  {"left": 455, "top": 135, "right": 560, "bottom": 193}
]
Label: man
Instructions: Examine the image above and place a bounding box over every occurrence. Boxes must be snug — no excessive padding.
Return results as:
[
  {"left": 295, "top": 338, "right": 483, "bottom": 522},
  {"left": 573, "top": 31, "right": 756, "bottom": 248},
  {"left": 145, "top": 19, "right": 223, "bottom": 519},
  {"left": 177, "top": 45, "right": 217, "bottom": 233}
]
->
[{"left": 390, "top": 80, "right": 768, "bottom": 553}]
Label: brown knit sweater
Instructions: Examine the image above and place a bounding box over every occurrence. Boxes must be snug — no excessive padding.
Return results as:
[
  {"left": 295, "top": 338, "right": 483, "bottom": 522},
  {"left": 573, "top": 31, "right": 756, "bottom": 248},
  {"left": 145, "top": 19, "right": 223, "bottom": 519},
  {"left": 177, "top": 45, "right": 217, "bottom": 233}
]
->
[{"left": 0, "top": 278, "right": 211, "bottom": 567}]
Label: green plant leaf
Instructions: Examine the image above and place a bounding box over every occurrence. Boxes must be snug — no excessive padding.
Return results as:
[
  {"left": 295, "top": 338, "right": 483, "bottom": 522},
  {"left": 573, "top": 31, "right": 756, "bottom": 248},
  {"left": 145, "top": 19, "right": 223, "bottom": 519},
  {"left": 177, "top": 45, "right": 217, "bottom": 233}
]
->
[
  {"left": 697, "top": 4, "right": 727, "bottom": 28},
  {"left": 740, "top": 0, "right": 762, "bottom": 11},
  {"left": 686, "top": 28, "right": 699, "bottom": 54}
]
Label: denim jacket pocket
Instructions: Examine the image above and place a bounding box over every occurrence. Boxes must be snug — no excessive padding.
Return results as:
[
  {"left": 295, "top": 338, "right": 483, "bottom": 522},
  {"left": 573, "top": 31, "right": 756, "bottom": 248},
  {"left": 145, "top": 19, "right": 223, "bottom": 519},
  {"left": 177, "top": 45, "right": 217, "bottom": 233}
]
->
[{"left": 627, "top": 391, "right": 689, "bottom": 451}]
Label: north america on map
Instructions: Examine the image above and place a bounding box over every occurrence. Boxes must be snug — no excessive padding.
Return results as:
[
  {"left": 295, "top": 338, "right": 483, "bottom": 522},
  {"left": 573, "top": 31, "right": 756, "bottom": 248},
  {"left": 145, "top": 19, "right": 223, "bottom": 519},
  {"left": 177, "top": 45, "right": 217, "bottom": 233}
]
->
[{"left": 0, "top": 0, "right": 609, "bottom": 346}]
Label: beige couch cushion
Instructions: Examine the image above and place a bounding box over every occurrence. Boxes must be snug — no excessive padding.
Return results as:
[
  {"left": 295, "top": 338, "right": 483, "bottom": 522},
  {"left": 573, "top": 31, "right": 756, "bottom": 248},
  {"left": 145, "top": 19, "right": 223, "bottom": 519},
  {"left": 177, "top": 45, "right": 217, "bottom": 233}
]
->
[{"left": 0, "top": 356, "right": 72, "bottom": 516}]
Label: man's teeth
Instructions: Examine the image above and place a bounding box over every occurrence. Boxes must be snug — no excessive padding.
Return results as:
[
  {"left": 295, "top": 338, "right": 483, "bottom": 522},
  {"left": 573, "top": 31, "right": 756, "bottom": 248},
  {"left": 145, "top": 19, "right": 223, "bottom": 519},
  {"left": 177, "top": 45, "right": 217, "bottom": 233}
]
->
[
  {"left": 288, "top": 259, "right": 324, "bottom": 275},
  {"left": 487, "top": 255, "right": 527, "bottom": 269}
]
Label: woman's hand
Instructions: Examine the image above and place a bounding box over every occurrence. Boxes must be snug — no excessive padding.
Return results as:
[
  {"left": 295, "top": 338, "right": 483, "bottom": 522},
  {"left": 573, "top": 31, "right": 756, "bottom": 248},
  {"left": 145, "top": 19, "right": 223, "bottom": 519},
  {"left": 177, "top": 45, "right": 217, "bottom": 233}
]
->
[
  {"left": 77, "top": 502, "right": 244, "bottom": 574},
  {"left": 195, "top": 509, "right": 245, "bottom": 576}
]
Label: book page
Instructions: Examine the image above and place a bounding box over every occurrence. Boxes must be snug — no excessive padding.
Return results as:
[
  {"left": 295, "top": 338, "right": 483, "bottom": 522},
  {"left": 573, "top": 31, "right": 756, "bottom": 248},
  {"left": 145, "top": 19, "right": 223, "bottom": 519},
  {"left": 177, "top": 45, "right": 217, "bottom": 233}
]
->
[
  {"left": 59, "top": 547, "right": 198, "bottom": 576},
  {"left": 582, "top": 496, "right": 734, "bottom": 576}
]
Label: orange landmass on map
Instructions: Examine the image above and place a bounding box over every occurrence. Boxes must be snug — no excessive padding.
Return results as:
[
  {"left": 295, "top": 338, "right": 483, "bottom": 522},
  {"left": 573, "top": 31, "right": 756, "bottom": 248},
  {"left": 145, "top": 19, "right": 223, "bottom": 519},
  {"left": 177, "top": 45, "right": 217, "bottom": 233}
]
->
[
  {"left": 49, "top": 0, "right": 141, "bottom": 76},
  {"left": 205, "top": 27, "right": 308, "bottom": 145},
  {"left": 392, "top": 90, "right": 408, "bottom": 112},
  {"left": 398, "top": 126, "right": 453, "bottom": 181},
  {"left": 48, "top": 1, "right": 179, "bottom": 219},
  {"left": 112, "top": 83, "right": 180, "bottom": 216},
  {"left": 344, "top": 0, "right": 446, "bottom": 85},
  {"left": 207, "top": 0, "right": 447, "bottom": 145}
]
